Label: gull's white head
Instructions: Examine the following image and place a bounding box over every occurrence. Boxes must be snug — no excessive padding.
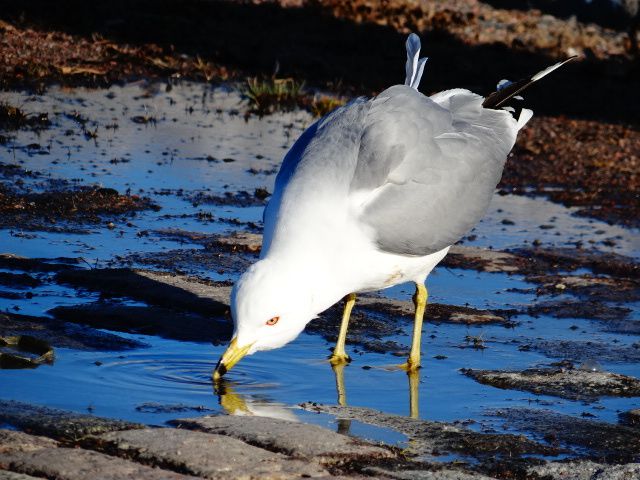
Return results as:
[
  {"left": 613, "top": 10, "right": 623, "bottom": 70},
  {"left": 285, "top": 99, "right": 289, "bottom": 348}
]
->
[{"left": 213, "top": 258, "right": 315, "bottom": 379}]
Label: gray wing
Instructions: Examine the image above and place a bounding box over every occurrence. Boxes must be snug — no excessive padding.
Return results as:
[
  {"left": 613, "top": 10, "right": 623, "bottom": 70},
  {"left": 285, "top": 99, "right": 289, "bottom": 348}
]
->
[
  {"left": 262, "top": 97, "right": 370, "bottom": 254},
  {"left": 353, "top": 85, "right": 518, "bottom": 256}
]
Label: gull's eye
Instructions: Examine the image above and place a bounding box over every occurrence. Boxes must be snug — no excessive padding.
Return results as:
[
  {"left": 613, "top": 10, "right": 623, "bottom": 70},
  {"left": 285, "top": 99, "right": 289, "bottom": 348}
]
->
[{"left": 265, "top": 316, "right": 280, "bottom": 326}]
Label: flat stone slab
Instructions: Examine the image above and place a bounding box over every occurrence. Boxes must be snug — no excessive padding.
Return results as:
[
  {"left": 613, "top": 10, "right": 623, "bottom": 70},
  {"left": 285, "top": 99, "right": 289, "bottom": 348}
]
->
[
  {"left": 0, "top": 471, "right": 44, "bottom": 480},
  {"left": 491, "top": 408, "right": 640, "bottom": 462},
  {"left": 444, "top": 245, "right": 640, "bottom": 286},
  {"left": 444, "top": 245, "right": 526, "bottom": 273},
  {"left": 355, "top": 297, "right": 512, "bottom": 326},
  {"left": 528, "top": 460, "right": 640, "bottom": 480},
  {"left": 0, "top": 312, "right": 145, "bottom": 352},
  {"left": 85, "top": 427, "right": 328, "bottom": 479},
  {"left": 365, "top": 466, "right": 496, "bottom": 479},
  {"left": 528, "top": 299, "right": 631, "bottom": 321},
  {"left": 512, "top": 247, "right": 639, "bottom": 279},
  {"left": 525, "top": 274, "right": 640, "bottom": 302},
  {"left": 168, "top": 415, "right": 395, "bottom": 464},
  {"left": 0, "top": 253, "right": 80, "bottom": 273},
  {"left": 0, "top": 400, "right": 141, "bottom": 441},
  {"left": 0, "top": 430, "right": 58, "bottom": 454},
  {"left": 620, "top": 408, "right": 640, "bottom": 427},
  {"left": 49, "top": 303, "right": 232, "bottom": 345},
  {"left": 210, "top": 231, "right": 262, "bottom": 253},
  {"left": 0, "top": 448, "right": 197, "bottom": 480},
  {"left": 56, "top": 268, "right": 231, "bottom": 317},
  {"left": 529, "top": 339, "right": 640, "bottom": 364},
  {"left": 461, "top": 366, "right": 640, "bottom": 400},
  {"left": 299, "top": 404, "right": 559, "bottom": 460}
]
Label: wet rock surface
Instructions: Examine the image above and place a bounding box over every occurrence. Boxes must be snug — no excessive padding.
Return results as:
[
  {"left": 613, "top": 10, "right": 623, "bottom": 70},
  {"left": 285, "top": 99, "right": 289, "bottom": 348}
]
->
[
  {"left": 83, "top": 427, "right": 328, "bottom": 479},
  {"left": 0, "top": 334, "right": 53, "bottom": 369},
  {"left": 525, "top": 274, "right": 640, "bottom": 302},
  {"left": 461, "top": 366, "right": 640, "bottom": 400},
  {"left": 56, "top": 269, "right": 231, "bottom": 317},
  {"left": 527, "top": 300, "right": 632, "bottom": 321},
  {"left": 527, "top": 460, "right": 640, "bottom": 480},
  {"left": 125, "top": 248, "right": 253, "bottom": 277},
  {"left": 1, "top": 447, "right": 198, "bottom": 480},
  {"left": 446, "top": 244, "right": 640, "bottom": 283},
  {"left": 619, "top": 409, "right": 640, "bottom": 427},
  {"left": 0, "top": 430, "right": 58, "bottom": 454},
  {"left": 363, "top": 467, "right": 497, "bottom": 480},
  {"left": 443, "top": 246, "right": 528, "bottom": 273},
  {"left": 0, "top": 185, "right": 157, "bottom": 226},
  {"left": 0, "top": 254, "right": 80, "bottom": 273},
  {"left": 491, "top": 408, "right": 640, "bottom": 462},
  {"left": 168, "top": 415, "right": 396, "bottom": 465},
  {"left": 0, "top": 400, "right": 142, "bottom": 442},
  {"left": 0, "top": 312, "right": 146, "bottom": 351},
  {"left": 529, "top": 339, "right": 640, "bottom": 363},
  {"left": 0, "top": 162, "right": 159, "bottom": 231},
  {"left": 0, "top": 471, "right": 43, "bottom": 480},
  {"left": 300, "top": 403, "right": 559, "bottom": 460},
  {"left": 0, "top": 405, "right": 400, "bottom": 479},
  {"left": 49, "top": 303, "right": 232, "bottom": 344}
]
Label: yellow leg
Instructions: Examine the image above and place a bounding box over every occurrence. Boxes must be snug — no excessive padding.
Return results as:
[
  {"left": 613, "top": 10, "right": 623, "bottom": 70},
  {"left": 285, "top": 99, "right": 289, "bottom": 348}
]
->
[
  {"left": 402, "top": 282, "right": 428, "bottom": 372},
  {"left": 329, "top": 293, "right": 356, "bottom": 365}
]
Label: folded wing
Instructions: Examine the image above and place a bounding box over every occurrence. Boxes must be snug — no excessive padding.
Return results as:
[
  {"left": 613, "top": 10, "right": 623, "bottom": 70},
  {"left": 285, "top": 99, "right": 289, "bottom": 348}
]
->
[{"left": 351, "top": 85, "right": 519, "bottom": 256}]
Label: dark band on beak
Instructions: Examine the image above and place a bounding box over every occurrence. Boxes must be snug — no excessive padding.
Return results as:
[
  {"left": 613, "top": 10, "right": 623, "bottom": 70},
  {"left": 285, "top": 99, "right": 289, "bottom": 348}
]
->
[
  {"left": 214, "top": 360, "right": 227, "bottom": 378},
  {"left": 212, "top": 338, "right": 253, "bottom": 381}
]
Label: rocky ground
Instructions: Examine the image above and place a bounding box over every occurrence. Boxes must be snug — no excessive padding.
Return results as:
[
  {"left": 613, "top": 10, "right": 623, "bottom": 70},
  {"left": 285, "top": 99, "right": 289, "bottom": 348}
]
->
[{"left": 1, "top": 228, "right": 639, "bottom": 478}]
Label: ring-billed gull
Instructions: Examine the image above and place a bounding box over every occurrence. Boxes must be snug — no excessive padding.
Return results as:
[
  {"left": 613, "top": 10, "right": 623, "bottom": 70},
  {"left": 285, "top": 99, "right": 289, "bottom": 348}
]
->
[{"left": 214, "top": 34, "right": 575, "bottom": 380}]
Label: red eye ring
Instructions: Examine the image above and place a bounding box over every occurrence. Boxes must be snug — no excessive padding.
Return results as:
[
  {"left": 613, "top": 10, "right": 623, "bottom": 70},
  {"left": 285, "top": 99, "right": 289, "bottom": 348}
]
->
[{"left": 265, "top": 316, "right": 280, "bottom": 326}]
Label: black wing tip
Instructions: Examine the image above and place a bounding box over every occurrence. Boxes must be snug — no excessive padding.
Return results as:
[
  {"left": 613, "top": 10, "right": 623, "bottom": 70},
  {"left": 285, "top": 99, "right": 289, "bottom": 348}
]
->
[{"left": 482, "top": 55, "right": 579, "bottom": 109}]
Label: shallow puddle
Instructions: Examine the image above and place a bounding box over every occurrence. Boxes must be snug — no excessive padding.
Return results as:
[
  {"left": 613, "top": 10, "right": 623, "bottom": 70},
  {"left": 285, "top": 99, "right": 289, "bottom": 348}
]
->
[{"left": 1, "top": 82, "right": 639, "bottom": 454}]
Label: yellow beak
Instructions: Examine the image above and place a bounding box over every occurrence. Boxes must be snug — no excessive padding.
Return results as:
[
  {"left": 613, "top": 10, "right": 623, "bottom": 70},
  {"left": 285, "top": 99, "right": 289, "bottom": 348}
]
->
[{"left": 212, "top": 338, "right": 252, "bottom": 381}]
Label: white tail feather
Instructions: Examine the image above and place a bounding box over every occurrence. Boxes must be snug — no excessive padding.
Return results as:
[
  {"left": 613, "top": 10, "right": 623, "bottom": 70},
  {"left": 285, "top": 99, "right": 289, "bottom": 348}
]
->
[
  {"left": 404, "top": 34, "right": 428, "bottom": 90},
  {"left": 411, "top": 57, "right": 428, "bottom": 89},
  {"left": 517, "top": 108, "right": 533, "bottom": 130}
]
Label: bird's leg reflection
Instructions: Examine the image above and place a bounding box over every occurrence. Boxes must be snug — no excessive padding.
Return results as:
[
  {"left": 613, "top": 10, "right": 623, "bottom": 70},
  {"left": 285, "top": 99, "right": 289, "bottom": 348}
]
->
[
  {"left": 329, "top": 293, "right": 356, "bottom": 365},
  {"left": 407, "top": 368, "right": 420, "bottom": 419},
  {"left": 332, "top": 362, "right": 348, "bottom": 407},
  {"left": 332, "top": 357, "right": 421, "bottom": 421},
  {"left": 213, "top": 378, "right": 251, "bottom": 415},
  {"left": 331, "top": 362, "right": 352, "bottom": 435}
]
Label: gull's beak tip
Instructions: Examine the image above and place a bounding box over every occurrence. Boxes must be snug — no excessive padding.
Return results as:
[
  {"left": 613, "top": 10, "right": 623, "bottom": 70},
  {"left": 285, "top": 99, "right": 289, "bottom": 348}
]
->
[
  {"left": 212, "top": 338, "right": 251, "bottom": 381},
  {"left": 212, "top": 357, "right": 227, "bottom": 381}
]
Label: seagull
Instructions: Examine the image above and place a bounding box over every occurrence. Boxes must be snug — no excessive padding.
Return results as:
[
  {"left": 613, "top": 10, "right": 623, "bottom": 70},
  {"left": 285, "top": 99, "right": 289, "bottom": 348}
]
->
[{"left": 213, "top": 34, "right": 575, "bottom": 380}]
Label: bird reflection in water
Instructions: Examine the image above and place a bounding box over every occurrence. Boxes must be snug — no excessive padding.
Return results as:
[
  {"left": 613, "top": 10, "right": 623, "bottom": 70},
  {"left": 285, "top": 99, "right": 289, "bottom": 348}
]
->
[
  {"left": 330, "top": 362, "right": 352, "bottom": 435},
  {"left": 331, "top": 362, "right": 421, "bottom": 423},
  {"left": 213, "top": 363, "right": 421, "bottom": 433},
  {"left": 213, "top": 379, "right": 299, "bottom": 422}
]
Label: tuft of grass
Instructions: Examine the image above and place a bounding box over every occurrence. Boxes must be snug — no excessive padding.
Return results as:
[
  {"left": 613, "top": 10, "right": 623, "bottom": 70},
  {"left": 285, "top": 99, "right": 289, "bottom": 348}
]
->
[
  {"left": 0, "top": 102, "right": 50, "bottom": 131},
  {"left": 308, "top": 95, "right": 346, "bottom": 117},
  {"left": 243, "top": 76, "right": 346, "bottom": 118},
  {"left": 244, "top": 76, "right": 305, "bottom": 115},
  {"left": 464, "top": 334, "right": 486, "bottom": 350}
]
